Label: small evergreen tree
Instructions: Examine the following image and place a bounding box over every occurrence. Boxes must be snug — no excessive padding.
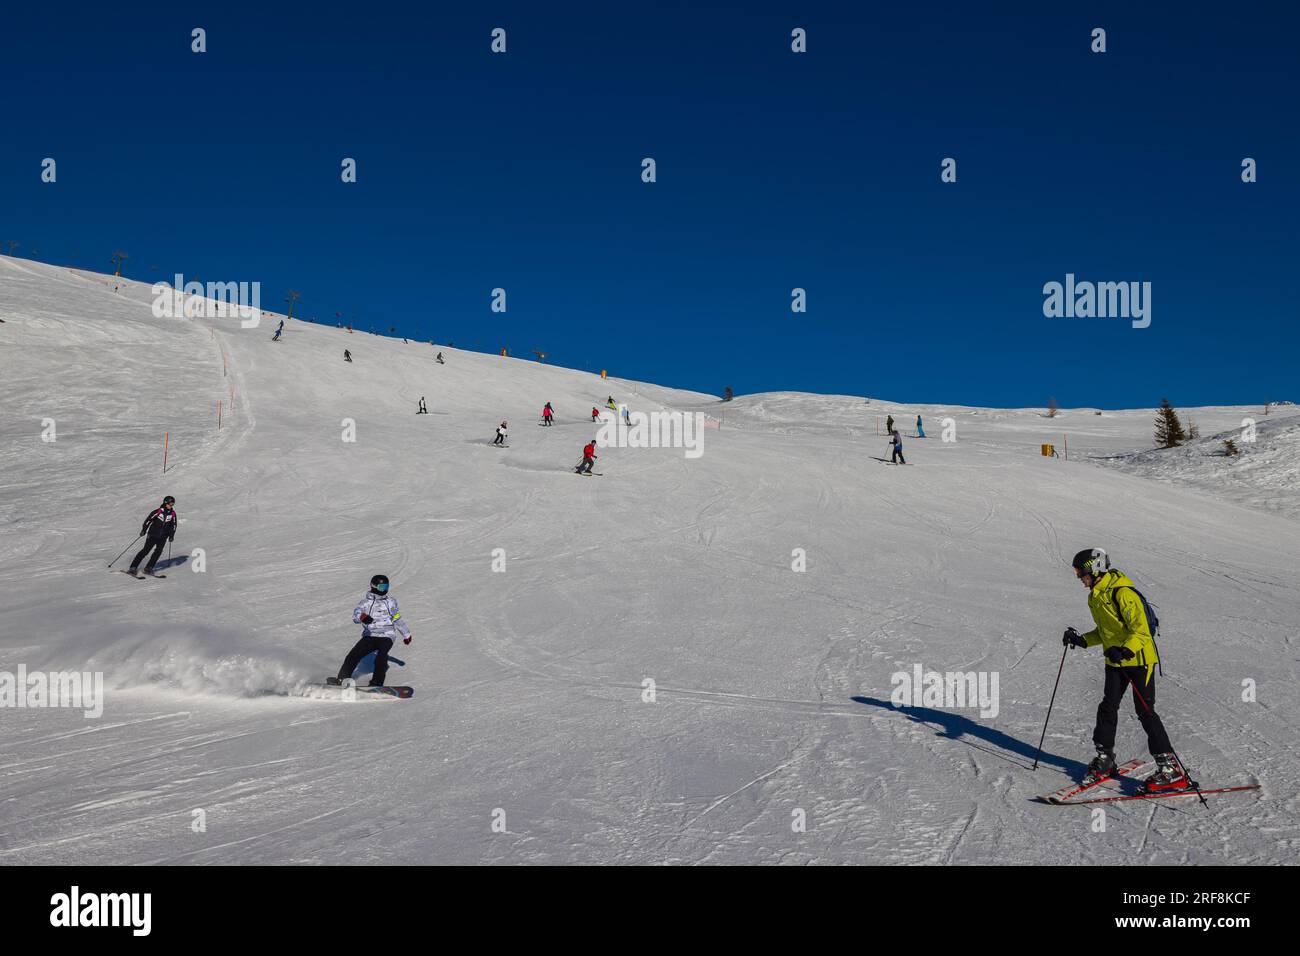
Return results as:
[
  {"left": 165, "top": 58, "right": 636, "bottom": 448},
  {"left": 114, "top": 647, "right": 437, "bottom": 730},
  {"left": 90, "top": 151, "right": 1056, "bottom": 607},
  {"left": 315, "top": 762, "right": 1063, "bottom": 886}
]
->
[
  {"left": 1187, "top": 419, "right": 1200, "bottom": 440},
  {"left": 723, "top": 386, "right": 733, "bottom": 402},
  {"left": 1154, "top": 398, "right": 1187, "bottom": 448},
  {"left": 1047, "top": 396, "right": 1059, "bottom": 418},
  {"left": 1223, "top": 438, "right": 1241, "bottom": 456}
]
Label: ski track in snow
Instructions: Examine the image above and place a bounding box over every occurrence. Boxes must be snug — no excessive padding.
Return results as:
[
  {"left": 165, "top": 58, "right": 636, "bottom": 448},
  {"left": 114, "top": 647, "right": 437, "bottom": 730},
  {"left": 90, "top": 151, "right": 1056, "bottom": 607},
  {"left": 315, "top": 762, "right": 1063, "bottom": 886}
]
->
[{"left": 1, "top": 257, "right": 1298, "bottom": 864}]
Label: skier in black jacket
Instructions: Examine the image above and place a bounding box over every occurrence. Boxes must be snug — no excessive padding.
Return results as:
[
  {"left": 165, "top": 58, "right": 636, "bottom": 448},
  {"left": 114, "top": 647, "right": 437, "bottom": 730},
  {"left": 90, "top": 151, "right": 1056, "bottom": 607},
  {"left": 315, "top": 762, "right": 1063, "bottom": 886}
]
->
[{"left": 128, "top": 496, "right": 177, "bottom": 577}]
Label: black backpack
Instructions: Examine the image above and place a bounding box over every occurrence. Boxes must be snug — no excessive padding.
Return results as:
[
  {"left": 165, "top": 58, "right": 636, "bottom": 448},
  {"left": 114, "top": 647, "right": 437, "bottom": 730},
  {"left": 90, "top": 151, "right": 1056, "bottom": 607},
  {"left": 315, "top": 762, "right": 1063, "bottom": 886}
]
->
[{"left": 1110, "top": 576, "right": 1163, "bottom": 674}]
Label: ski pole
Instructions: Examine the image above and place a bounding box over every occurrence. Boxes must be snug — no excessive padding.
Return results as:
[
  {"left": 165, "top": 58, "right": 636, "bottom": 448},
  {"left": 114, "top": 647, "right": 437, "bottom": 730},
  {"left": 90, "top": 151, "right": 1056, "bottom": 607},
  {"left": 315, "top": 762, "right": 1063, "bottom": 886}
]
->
[
  {"left": 1124, "top": 671, "right": 1208, "bottom": 807},
  {"left": 108, "top": 535, "right": 143, "bottom": 569},
  {"left": 1032, "top": 644, "right": 1070, "bottom": 770},
  {"left": 388, "top": 655, "right": 406, "bottom": 667}
]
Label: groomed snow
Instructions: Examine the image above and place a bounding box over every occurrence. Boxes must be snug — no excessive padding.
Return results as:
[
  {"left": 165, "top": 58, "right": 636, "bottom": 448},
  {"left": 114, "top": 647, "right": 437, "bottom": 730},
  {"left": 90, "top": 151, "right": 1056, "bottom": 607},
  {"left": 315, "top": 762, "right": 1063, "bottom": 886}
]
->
[{"left": 2, "top": 257, "right": 1297, "bottom": 864}]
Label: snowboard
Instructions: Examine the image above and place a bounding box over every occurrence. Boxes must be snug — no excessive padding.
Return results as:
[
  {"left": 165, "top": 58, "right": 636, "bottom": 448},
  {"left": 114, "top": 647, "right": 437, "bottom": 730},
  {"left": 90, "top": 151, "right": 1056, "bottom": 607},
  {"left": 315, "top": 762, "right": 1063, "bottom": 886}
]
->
[{"left": 312, "top": 682, "right": 414, "bottom": 700}]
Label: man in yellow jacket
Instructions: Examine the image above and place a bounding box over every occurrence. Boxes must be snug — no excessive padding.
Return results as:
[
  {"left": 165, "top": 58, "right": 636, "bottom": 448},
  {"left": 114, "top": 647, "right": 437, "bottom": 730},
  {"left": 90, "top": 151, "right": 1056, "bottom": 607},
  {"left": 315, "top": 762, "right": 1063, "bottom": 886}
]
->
[{"left": 1064, "top": 548, "right": 1187, "bottom": 792}]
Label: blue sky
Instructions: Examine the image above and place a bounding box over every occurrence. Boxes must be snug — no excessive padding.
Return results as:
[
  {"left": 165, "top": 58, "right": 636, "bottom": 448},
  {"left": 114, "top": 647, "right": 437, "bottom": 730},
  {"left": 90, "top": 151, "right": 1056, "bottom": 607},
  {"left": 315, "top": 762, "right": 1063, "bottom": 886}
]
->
[{"left": 3, "top": 2, "right": 1296, "bottom": 407}]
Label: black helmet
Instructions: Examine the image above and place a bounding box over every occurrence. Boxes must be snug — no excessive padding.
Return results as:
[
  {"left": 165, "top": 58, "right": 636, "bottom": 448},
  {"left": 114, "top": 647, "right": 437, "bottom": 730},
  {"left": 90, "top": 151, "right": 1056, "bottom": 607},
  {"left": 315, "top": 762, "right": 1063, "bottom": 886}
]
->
[
  {"left": 370, "top": 574, "right": 390, "bottom": 594},
  {"left": 162, "top": 495, "right": 175, "bottom": 507},
  {"left": 1071, "top": 548, "right": 1110, "bottom": 576}
]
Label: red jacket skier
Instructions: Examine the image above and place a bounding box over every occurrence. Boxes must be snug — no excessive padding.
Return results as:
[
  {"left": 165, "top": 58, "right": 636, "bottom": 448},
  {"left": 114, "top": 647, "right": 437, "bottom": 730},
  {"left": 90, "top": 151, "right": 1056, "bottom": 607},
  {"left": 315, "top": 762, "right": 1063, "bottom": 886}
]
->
[{"left": 576, "top": 441, "right": 598, "bottom": 474}]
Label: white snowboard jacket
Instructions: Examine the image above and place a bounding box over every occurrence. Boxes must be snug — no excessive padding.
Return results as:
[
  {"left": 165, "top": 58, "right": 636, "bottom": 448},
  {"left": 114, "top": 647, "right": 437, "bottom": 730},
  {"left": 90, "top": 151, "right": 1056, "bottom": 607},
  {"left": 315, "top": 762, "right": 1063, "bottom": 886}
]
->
[{"left": 353, "top": 592, "right": 412, "bottom": 640}]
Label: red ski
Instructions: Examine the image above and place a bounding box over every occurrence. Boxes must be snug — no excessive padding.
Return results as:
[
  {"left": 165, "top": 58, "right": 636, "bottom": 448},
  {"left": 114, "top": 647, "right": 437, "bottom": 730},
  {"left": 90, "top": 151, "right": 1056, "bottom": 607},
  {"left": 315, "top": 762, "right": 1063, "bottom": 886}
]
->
[
  {"left": 1057, "top": 782, "right": 1259, "bottom": 806},
  {"left": 1039, "top": 758, "right": 1148, "bottom": 804}
]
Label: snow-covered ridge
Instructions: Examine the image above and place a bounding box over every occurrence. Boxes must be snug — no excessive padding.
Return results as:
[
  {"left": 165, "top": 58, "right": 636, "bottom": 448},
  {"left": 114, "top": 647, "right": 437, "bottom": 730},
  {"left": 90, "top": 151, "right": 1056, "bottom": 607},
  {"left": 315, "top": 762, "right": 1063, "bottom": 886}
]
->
[{"left": 1094, "top": 414, "right": 1300, "bottom": 519}]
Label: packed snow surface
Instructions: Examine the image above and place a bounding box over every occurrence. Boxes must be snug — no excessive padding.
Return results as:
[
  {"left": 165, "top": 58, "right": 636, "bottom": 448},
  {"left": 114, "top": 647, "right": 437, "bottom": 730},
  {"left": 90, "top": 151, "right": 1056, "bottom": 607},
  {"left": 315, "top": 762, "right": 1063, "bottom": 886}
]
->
[{"left": 2, "top": 257, "right": 1297, "bottom": 864}]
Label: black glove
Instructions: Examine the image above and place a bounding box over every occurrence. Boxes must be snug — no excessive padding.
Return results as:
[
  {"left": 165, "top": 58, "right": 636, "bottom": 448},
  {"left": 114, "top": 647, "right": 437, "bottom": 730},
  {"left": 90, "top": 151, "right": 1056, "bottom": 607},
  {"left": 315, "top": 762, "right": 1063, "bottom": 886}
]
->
[
  {"left": 1104, "top": 645, "right": 1135, "bottom": 664},
  {"left": 359, "top": 613, "right": 373, "bottom": 624},
  {"left": 140, "top": 526, "right": 150, "bottom": 537},
  {"left": 1062, "top": 627, "right": 1087, "bottom": 649}
]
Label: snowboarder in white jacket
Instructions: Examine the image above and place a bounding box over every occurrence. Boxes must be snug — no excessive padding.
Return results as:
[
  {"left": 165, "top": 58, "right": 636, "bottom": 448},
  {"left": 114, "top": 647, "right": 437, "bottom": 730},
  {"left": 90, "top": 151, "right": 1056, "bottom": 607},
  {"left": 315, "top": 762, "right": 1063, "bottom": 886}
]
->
[
  {"left": 329, "top": 575, "right": 412, "bottom": 687},
  {"left": 493, "top": 421, "right": 507, "bottom": 445}
]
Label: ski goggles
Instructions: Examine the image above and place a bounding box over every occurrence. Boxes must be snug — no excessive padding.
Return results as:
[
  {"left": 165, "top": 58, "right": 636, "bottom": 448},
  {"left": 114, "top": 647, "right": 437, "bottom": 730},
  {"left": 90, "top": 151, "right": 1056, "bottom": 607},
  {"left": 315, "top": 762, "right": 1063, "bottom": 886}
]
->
[{"left": 374, "top": 583, "right": 389, "bottom": 593}]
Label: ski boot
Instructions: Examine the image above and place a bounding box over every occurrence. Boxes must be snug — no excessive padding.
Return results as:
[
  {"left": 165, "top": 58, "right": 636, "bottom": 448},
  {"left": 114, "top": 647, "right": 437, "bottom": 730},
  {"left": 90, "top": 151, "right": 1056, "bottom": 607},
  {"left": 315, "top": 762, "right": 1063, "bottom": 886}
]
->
[
  {"left": 1082, "top": 746, "right": 1117, "bottom": 786},
  {"left": 325, "top": 677, "right": 344, "bottom": 686},
  {"left": 1141, "top": 753, "right": 1190, "bottom": 793}
]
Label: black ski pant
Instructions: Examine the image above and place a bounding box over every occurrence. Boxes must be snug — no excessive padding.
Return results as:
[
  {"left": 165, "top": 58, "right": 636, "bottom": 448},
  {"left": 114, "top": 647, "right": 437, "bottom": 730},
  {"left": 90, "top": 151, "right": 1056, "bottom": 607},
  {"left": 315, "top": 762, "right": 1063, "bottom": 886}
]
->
[
  {"left": 130, "top": 534, "right": 169, "bottom": 572},
  {"left": 338, "top": 635, "right": 394, "bottom": 686},
  {"left": 1093, "top": 664, "right": 1173, "bottom": 756},
  {"left": 891, "top": 447, "right": 906, "bottom": 464},
  {"left": 493, "top": 434, "right": 504, "bottom": 445},
  {"left": 577, "top": 456, "right": 594, "bottom": 474}
]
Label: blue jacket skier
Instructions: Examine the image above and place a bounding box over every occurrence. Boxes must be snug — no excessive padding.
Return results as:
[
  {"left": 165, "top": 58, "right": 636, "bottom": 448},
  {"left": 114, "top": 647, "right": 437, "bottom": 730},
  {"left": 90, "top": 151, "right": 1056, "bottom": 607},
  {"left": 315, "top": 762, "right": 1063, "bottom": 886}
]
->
[{"left": 329, "top": 575, "right": 412, "bottom": 687}]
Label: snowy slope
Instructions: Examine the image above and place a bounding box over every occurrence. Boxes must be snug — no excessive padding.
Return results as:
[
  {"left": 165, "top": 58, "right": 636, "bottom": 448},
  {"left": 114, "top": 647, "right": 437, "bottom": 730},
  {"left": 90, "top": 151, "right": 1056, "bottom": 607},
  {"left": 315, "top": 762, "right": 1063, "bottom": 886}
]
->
[
  {"left": 2, "top": 257, "right": 1298, "bottom": 865},
  {"left": 1094, "top": 413, "right": 1300, "bottom": 519}
]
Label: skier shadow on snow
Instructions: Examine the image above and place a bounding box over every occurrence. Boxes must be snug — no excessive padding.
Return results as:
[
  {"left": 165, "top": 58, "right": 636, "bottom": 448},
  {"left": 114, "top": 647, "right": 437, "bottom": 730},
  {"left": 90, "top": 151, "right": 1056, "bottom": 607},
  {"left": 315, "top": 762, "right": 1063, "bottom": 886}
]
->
[
  {"left": 851, "top": 696, "right": 1087, "bottom": 778},
  {"left": 152, "top": 554, "right": 189, "bottom": 571}
]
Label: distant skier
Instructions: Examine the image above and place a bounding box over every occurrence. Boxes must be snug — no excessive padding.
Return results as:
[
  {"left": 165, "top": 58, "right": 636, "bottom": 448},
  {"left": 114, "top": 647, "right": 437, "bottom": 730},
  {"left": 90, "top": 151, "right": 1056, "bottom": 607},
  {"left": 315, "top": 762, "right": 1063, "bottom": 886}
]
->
[
  {"left": 542, "top": 402, "right": 554, "bottom": 426},
  {"left": 888, "top": 429, "right": 906, "bottom": 465},
  {"left": 606, "top": 396, "right": 617, "bottom": 411},
  {"left": 1064, "top": 549, "right": 1186, "bottom": 793},
  {"left": 277, "top": 318, "right": 284, "bottom": 334},
  {"left": 417, "top": 396, "right": 428, "bottom": 414},
  {"left": 622, "top": 405, "right": 631, "bottom": 426},
  {"left": 591, "top": 406, "right": 600, "bottom": 422},
  {"left": 436, "top": 352, "right": 445, "bottom": 364},
  {"left": 494, "top": 421, "right": 507, "bottom": 445},
  {"left": 575, "top": 439, "right": 598, "bottom": 475},
  {"left": 327, "top": 575, "right": 412, "bottom": 688},
  {"left": 886, "top": 414, "right": 895, "bottom": 436},
  {"left": 127, "top": 495, "right": 177, "bottom": 578},
  {"left": 272, "top": 327, "right": 282, "bottom": 342},
  {"left": 916, "top": 415, "right": 925, "bottom": 438},
  {"left": 344, "top": 349, "right": 352, "bottom": 363}
]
